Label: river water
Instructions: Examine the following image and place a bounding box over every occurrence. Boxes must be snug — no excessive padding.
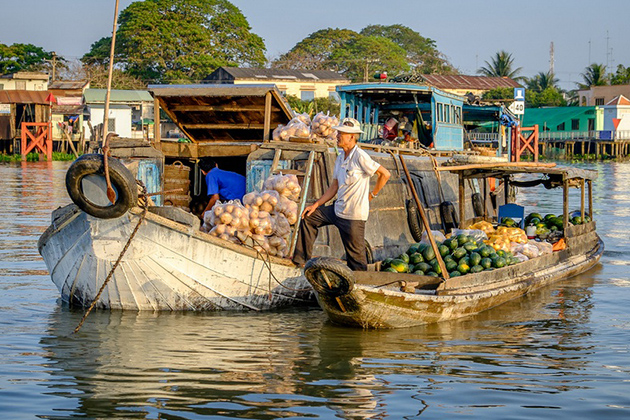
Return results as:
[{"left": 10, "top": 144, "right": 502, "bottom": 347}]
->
[{"left": 1, "top": 161, "right": 629, "bottom": 420}]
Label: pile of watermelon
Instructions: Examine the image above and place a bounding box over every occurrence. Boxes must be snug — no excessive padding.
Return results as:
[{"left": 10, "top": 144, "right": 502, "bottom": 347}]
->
[
  {"left": 525, "top": 212, "right": 591, "bottom": 239},
  {"left": 380, "top": 234, "right": 520, "bottom": 277}
]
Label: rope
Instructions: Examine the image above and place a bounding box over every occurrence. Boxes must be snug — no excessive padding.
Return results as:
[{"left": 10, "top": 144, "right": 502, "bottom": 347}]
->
[{"left": 73, "top": 181, "right": 149, "bottom": 334}]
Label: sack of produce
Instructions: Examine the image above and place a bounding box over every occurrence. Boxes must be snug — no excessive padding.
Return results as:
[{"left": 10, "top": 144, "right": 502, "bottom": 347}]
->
[
  {"left": 272, "top": 124, "right": 284, "bottom": 141},
  {"left": 469, "top": 220, "right": 495, "bottom": 235},
  {"left": 450, "top": 228, "right": 488, "bottom": 242},
  {"left": 311, "top": 112, "right": 339, "bottom": 139},
  {"left": 205, "top": 200, "right": 251, "bottom": 243},
  {"left": 263, "top": 173, "right": 301, "bottom": 202},
  {"left": 292, "top": 112, "right": 311, "bottom": 126},
  {"left": 243, "top": 190, "right": 280, "bottom": 213}
]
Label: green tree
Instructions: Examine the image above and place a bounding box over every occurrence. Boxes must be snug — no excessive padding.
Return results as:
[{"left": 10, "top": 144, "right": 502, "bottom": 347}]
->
[
  {"left": 526, "top": 71, "right": 559, "bottom": 92},
  {"left": 482, "top": 87, "right": 514, "bottom": 100},
  {"left": 0, "top": 43, "right": 55, "bottom": 74},
  {"left": 611, "top": 64, "right": 630, "bottom": 85},
  {"left": 272, "top": 28, "right": 359, "bottom": 70},
  {"left": 578, "top": 63, "right": 608, "bottom": 88},
  {"left": 329, "top": 36, "right": 410, "bottom": 82},
  {"left": 360, "top": 24, "right": 456, "bottom": 74},
  {"left": 82, "top": 0, "right": 266, "bottom": 84},
  {"left": 477, "top": 50, "right": 522, "bottom": 80},
  {"left": 526, "top": 87, "right": 566, "bottom": 108}
]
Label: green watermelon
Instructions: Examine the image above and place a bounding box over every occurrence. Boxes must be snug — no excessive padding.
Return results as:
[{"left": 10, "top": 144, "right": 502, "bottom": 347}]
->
[
  {"left": 390, "top": 259, "right": 409, "bottom": 273},
  {"left": 438, "top": 245, "right": 450, "bottom": 257},
  {"left": 449, "top": 270, "right": 462, "bottom": 277},
  {"left": 422, "top": 246, "right": 436, "bottom": 262},
  {"left": 469, "top": 252, "right": 482, "bottom": 267},
  {"left": 415, "top": 262, "right": 432, "bottom": 273},
  {"left": 452, "top": 247, "right": 467, "bottom": 260},
  {"left": 457, "top": 262, "right": 470, "bottom": 274},
  {"left": 444, "top": 255, "right": 455, "bottom": 264},
  {"left": 479, "top": 246, "right": 492, "bottom": 257},
  {"left": 430, "top": 259, "right": 442, "bottom": 275},
  {"left": 496, "top": 250, "right": 506, "bottom": 257},
  {"left": 426, "top": 271, "right": 439, "bottom": 277},
  {"left": 443, "top": 238, "right": 458, "bottom": 250},
  {"left": 480, "top": 257, "right": 493, "bottom": 269},
  {"left": 456, "top": 234, "right": 470, "bottom": 245},
  {"left": 399, "top": 253, "right": 410, "bottom": 263},
  {"left": 459, "top": 256, "right": 470, "bottom": 267},
  {"left": 445, "top": 260, "right": 458, "bottom": 272},
  {"left": 470, "top": 264, "right": 484, "bottom": 273},
  {"left": 407, "top": 243, "right": 421, "bottom": 255},
  {"left": 492, "top": 257, "right": 507, "bottom": 268},
  {"left": 383, "top": 267, "right": 398, "bottom": 273},
  {"left": 382, "top": 258, "right": 393, "bottom": 268},
  {"left": 409, "top": 252, "right": 424, "bottom": 265},
  {"left": 464, "top": 243, "right": 478, "bottom": 252}
]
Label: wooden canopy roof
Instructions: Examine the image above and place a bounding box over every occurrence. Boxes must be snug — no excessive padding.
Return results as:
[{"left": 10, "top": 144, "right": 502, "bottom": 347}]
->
[{"left": 148, "top": 84, "right": 293, "bottom": 145}]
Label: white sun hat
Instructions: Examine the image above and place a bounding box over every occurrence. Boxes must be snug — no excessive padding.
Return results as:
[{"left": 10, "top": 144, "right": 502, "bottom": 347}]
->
[{"left": 332, "top": 117, "right": 364, "bottom": 134}]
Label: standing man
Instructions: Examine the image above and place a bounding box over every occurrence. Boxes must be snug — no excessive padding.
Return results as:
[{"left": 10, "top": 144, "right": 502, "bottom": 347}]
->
[
  {"left": 199, "top": 158, "right": 246, "bottom": 218},
  {"left": 292, "top": 117, "right": 391, "bottom": 271}
]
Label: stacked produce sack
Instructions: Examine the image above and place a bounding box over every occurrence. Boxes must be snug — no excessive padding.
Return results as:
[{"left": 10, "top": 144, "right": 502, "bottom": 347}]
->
[
  {"left": 272, "top": 111, "right": 339, "bottom": 144},
  {"left": 201, "top": 173, "right": 302, "bottom": 258}
]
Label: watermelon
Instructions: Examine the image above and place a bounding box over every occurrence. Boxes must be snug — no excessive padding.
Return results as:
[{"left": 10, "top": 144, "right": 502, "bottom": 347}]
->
[
  {"left": 382, "top": 258, "right": 393, "bottom": 268},
  {"left": 383, "top": 267, "right": 398, "bottom": 273},
  {"left": 479, "top": 246, "right": 492, "bottom": 257},
  {"left": 409, "top": 252, "right": 424, "bottom": 265},
  {"left": 496, "top": 250, "right": 506, "bottom": 258},
  {"left": 449, "top": 270, "right": 462, "bottom": 277},
  {"left": 456, "top": 234, "right": 470, "bottom": 245},
  {"left": 492, "top": 257, "right": 507, "bottom": 268},
  {"left": 426, "top": 271, "right": 439, "bottom": 277},
  {"left": 422, "top": 246, "right": 436, "bottom": 262},
  {"left": 470, "top": 264, "right": 484, "bottom": 273},
  {"left": 407, "top": 243, "right": 421, "bottom": 255},
  {"left": 438, "top": 245, "right": 450, "bottom": 257},
  {"left": 430, "top": 259, "right": 442, "bottom": 275},
  {"left": 480, "top": 257, "right": 493, "bottom": 269},
  {"left": 390, "top": 259, "right": 409, "bottom": 273},
  {"left": 415, "top": 262, "right": 432, "bottom": 273},
  {"left": 452, "top": 247, "right": 467, "bottom": 260},
  {"left": 459, "top": 256, "right": 470, "bottom": 267},
  {"left": 443, "top": 238, "right": 458, "bottom": 250},
  {"left": 457, "top": 262, "right": 470, "bottom": 274},
  {"left": 445, "top": 260, "right": 458, "bottom": 272},
  {"left": 469, "top": 252, "right": 482, "bottom": 267},
  {"left": 399, "top": 253, "right": 410, "bottom": 264},
  {"left": 464, "top": 243, "right": 478, "bottom": 252}
]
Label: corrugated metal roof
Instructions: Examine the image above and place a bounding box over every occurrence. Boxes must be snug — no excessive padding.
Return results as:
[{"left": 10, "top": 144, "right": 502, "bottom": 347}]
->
[
  {"left": 419, "top": 74, "right": 522, "bottom": 90},
  {"left": 209, "top": 67, "right": 348, "bottom": 82},
  {"left": 84, "top": 88, "right": 153, "bottom": 103},
  {"left": 522, "top": 106, "right": 596, "bottom": 128},
  {"left": 49, "top": 80, "right": 89, "bottom": 90},
  {"left": 0, "top": 90, "right": 51, "bottom": 104},
  {"left": 52, "top": 104, "right": 86, "bottom": 115}
]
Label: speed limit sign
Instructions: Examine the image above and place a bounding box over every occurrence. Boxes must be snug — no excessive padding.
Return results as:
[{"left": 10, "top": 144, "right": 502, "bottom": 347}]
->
[{"left": 508, "top": 101, "right": 525, "bottom": 115}]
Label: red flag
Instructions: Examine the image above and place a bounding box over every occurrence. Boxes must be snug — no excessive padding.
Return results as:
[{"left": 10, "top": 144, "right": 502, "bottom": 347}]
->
[
  {"left": 45, "top": 92, "right": 56, "bottom": 103},
  {"left": 613, "top": 118, "right": 621, "bottom": 130}
]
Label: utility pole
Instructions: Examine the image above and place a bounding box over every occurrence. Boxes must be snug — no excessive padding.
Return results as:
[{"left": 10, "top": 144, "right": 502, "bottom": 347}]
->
[
  {"left": 549, "top": 42, "right": 554, "bottom": 75},
  {"left": 46, "top": 52, "right": 58, "bottom": 82},
  {"left": 364, "top": 59, "right": 377, "bottom": 82}
]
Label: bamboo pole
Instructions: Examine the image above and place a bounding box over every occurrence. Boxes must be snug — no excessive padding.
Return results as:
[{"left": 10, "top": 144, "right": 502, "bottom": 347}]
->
[
  {"left": 458, "top": 173, "right": 465, "bottom": 228},
  {"left": 563, "top": 180, "right": 569, "bottom": 232},
  {"left": 101, "top": 0, "right": 120, "bottom": 141},
  {"left": 580, "top": 178, "right": 585, "bottom": 221},
  {"left": 399, "top": 155, "right": 449, "bottom": 280},
  {"left": 588, "top": 179, "right": 593, "bottom": 219}
]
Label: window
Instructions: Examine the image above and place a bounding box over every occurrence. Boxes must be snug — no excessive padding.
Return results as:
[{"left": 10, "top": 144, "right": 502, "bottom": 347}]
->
[
  {"left": 300, "top": 90, "right": 315, "bottom": 101},
  {"left": 581, "top": 97, "right": 587, "bottom": 106},
  {"left": 588, "top": 118, "right": 595, "bottom": 131},
  {"left": 328, "top": 91, "right": 340, "bottom": 102},
  {"left": 108, "top": 118, "right": 116, "bottom": 132},
  {"left": 16, "top": 81, "right": 26, "bottom": 90},
  {"left": 595, "top": 97, "right": 605, "bottom": 105},
  {"left": 0, "top": 84, "right": 3, "bottom": 90},
  {"left": 571, "top": 119, "right": 580, "bottom": 130},
  {"left": 454, "top": 106, "right": 462, "bottom": 124},
  {"left": 557, "top": 122, "right": 565, "bottom": 131},
  {"left": 444, "top": 105, "right": 450, "bottom": 123},
  {"left": 437, "top": 103, "right": 443, "bottom": 122}
]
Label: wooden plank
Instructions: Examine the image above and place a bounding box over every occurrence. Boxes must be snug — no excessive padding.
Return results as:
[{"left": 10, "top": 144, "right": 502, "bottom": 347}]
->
[
  {"left": 170, "top": 105, "right": 264, "bottom": 112},
  {"left": 263, "top": 91, "right": 272, "bottom": 141},
  {"left": 153, "top": 97, "right": 161, "bottom": 147},
  {"left": 588, "top": 179, "right": 593, "bottom": 219},
  {"left": 289, "top": 151, "right": 316, "bottom": 257},
  {"left": 182, "top": 123, "right": 265, "bottom": 129},
  {"left": 581, "top": 178, "right": 585, "bottom": 220},
  {"left": 436, "top": 161, "right": 556, "bottom": 171},
  {"left": 563, "top": 180, "right": 569, "bottom": 231},
  {"left": 458, "top": 173, "right": 465, "bottom": 228}
]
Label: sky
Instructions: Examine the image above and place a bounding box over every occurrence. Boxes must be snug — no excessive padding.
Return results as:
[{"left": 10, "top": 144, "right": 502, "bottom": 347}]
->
[{"left": 1, "top": 0, "right": 628, "bottom": 91}]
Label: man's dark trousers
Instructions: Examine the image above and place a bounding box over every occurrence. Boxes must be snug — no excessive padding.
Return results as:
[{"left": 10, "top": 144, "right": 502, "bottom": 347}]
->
[{"left": 292, "top": 204, "right": 367, "bottom": 271}]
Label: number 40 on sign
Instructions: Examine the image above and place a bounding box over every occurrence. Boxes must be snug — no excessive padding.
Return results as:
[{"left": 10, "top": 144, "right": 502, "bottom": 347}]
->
[{"left": 508, "top": 101, "right": 525, "bottom": 115}]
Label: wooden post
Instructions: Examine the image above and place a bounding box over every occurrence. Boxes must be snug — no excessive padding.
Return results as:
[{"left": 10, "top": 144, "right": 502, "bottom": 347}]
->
[
  {"left": 588, "top": 179, "right": 593, "bottom": 219},
  {"left": 563, "top": 180, "right": 569, "bottom": 232},
  {"left": 263, "top": 91, "right": 272, "bottom": 141},
  {"left": 399, "top": 155, "right": 449, "bottom": 280},
  {"left": 504, "top": 176, "right": 509, "bottom": 205},
  {"left": 482, "top": 177, "right": 487, "bottom": 219},
  {"left": 153, "top": 97, "right": 161, "bottom": 148},
  {"left": 458, "top": 173, "right": 465, "bottom": 228},
  {"left": 580, "top": 178, "right": 585, "bottom": 220}
]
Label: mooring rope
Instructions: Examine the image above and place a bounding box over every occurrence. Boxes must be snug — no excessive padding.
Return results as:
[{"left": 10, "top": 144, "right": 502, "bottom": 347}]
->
[{"left": 73, "top": 181, "right": 149, "bottom": 334}]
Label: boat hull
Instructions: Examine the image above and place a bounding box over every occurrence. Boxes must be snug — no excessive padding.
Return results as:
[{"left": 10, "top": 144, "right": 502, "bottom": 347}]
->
[
  {"left": 38, "top": 204, "right": 313, "bottom": 311},
  {"left": 311, "top": 223, "right": 603, "bottom": 328}
]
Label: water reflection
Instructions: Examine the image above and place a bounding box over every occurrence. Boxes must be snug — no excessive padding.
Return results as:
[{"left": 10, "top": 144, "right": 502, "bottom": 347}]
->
[{"left": 41, "top": 272, "right": 596, "bottom": 419}]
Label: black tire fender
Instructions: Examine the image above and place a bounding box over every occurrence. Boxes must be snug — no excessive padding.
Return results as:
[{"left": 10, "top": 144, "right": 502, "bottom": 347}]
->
[
  {"left": 304, "top": 257, "right": 354, "bottom": 298},
  {"left": 65, "top": 154, "right": 138, "bottom": 219},
  {"left": 406, "top": 199, "right": 424, "bottom": 242}
]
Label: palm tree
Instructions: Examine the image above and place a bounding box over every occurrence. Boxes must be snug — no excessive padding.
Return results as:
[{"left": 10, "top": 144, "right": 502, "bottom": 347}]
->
[
  {"left": 526, "top": 71, "right": 560, "bottom": 92},
  {"left": 477, "top": 50, "right": 523, "bottom": 80},
  {"left": 578, "top": 63, "right": 608, "bottom": 89}
]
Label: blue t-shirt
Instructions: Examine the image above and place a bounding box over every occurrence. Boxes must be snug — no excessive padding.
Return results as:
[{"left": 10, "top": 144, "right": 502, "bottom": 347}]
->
[{"left": 205, "top": 168, "right": 246, "bottom": 201}]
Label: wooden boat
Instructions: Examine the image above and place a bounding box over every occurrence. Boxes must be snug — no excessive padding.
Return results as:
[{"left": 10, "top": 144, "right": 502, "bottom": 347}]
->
[
  {"left": 36, "top": 84, "right": 517, "bottom": 312},
  {"left": 304, "top": 165, "right": 603, "bottom": 328}
]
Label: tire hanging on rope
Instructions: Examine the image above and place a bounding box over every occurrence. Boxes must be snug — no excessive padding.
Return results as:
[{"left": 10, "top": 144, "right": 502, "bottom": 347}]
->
[{"left": 66, "top": 154, "right": 138, "bottom": 219}]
